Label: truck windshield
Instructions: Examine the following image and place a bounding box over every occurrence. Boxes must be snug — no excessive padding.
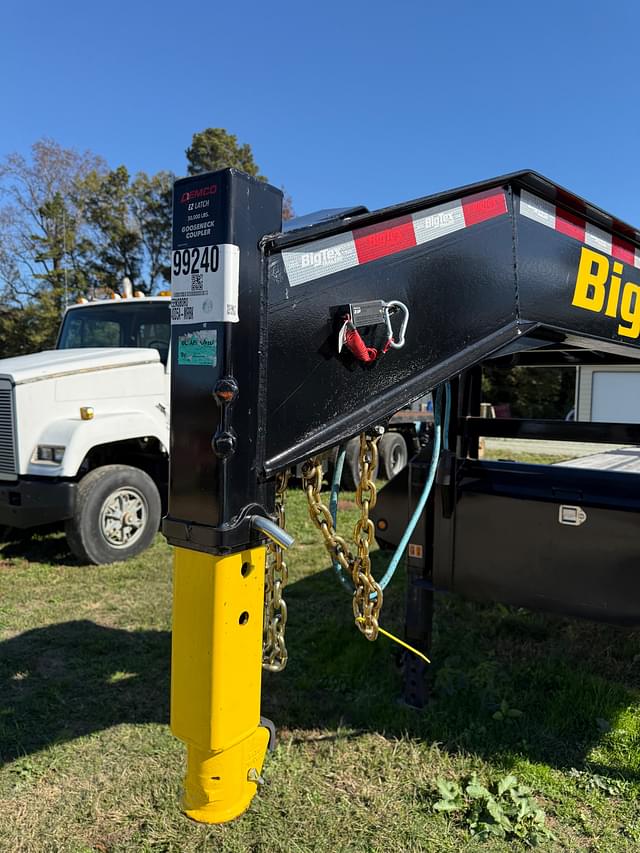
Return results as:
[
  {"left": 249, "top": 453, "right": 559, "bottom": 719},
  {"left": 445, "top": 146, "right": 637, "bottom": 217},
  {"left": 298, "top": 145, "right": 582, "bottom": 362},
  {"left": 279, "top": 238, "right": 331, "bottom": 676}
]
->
[{"left": 57, "top": 302, "right": 171, "bottom": 364}]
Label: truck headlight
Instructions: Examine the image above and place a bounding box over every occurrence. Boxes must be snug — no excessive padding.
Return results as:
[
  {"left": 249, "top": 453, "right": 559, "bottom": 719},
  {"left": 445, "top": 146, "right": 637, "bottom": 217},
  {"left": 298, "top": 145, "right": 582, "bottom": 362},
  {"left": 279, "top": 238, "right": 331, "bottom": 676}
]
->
[{"left": 36, "top": 445, "right": 66, "bottom": 463}]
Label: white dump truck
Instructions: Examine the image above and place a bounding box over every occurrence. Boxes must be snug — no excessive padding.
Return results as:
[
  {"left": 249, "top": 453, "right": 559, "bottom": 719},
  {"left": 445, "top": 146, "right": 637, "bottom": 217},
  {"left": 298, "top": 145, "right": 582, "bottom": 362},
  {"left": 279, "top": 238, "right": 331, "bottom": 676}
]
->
[{"left": 0, "top": 295, "right": 171, "bottom": 563}]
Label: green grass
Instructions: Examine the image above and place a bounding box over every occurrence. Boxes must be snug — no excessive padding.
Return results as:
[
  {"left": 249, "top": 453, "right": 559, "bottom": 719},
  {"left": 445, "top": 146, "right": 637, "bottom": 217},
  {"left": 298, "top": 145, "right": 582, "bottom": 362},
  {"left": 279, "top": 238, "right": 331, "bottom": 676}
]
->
[
  {"left": 481, "top": 450, "right": 575, "bottom": 465},
  {"left": 0, "top": 489, "right": 639, "bottom": 852}
]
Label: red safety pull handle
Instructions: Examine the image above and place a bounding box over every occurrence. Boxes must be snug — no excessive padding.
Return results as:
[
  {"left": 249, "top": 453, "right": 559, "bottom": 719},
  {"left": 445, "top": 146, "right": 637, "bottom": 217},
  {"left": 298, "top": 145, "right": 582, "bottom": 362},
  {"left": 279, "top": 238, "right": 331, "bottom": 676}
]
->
[{"left": 343, "top": 325, "right": 378, "bottom": 363}]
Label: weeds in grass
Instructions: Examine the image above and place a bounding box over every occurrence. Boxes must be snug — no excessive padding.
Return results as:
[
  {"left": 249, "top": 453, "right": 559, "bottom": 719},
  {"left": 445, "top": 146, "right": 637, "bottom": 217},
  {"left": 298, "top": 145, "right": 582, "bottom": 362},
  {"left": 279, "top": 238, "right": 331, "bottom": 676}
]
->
[
  {"left": 569, "top": 767, "right": 625, "bottom": 797},
  {"left": 492, "top": 698, "right": 524, "bottom": 722},
  {"left": 434, "top": 772, "right": 555, "bottom": 846}
]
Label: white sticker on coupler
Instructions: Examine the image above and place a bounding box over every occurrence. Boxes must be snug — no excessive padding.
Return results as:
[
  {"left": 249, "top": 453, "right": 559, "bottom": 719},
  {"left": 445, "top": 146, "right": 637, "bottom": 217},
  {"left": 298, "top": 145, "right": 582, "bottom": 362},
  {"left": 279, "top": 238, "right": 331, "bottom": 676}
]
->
[{"left": 171, "top": 243, "right": 240, "bottom": 324}]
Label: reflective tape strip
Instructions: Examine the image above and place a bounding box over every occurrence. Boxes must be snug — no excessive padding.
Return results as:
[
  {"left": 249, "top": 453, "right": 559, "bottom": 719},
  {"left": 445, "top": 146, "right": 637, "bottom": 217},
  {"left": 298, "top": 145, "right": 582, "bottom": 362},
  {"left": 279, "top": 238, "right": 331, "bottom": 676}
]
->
[
  {"left": 412, "top": 198, "right": 465, "bottom": 244},
  {"left": 282, "top": 188, "right": 508, "bottom": 287},
  {"left": 612, "top": 237, "right": 635, "bottom": 266},
  {"left": 585, "top": 222, "right": 612, "bottom": 255},
  {"left": 519, "top": 189, "right": 640, "bottom": 269},
  {"left": 556, "top": 208, "right": 585, "bottom": 242},
  {"left": 519, "top": 190, "right": 556, "bottom": 229},
  {"left": 282, "top": 231, "right": 358, "bottom": 287},
  {"left": 462, "top": 189, "right": 508, "bottom": 226},
  {"left": 353, "top": 215, "right": 416, "bottom": 264}
]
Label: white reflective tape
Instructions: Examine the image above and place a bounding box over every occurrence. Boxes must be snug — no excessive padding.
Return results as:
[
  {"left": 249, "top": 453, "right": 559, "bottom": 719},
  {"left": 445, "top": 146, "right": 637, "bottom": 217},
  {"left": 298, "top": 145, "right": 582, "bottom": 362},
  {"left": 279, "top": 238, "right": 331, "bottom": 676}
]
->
[
  {"left": 282, "top": 232, "right": 358, "bottom": 286},
  {"left": 585, "top": 222, "right": 612, "bottom": 254},
  {"left": 412, "top": 199, "right": 465, "bottom": 244},
  {"left": 519, "top": 190, "right": 556, "bottom": 229},
  {"left": 635, "top": 249, "right": 640, "bottom": 270}
]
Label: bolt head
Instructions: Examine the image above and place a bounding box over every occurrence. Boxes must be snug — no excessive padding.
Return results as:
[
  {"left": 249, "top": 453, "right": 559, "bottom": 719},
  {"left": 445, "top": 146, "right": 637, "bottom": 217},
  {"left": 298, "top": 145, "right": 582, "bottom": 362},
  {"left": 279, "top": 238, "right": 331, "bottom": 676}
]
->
[{"left": 212, "top": 430, "right": 237, "bottom": 458}]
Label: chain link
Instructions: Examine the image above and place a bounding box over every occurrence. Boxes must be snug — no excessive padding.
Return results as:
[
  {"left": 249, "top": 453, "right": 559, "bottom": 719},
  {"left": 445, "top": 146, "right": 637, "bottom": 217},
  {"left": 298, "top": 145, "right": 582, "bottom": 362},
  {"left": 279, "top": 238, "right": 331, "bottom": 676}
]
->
[
  {"left": 301, "top": 432, "right": 383, "bottom": 641},
  {"left": 262, "top": 470, "right": 290, "bottom": 672},
  {"left": 351, "top": 432, "right": 383, "bottom": 640}
]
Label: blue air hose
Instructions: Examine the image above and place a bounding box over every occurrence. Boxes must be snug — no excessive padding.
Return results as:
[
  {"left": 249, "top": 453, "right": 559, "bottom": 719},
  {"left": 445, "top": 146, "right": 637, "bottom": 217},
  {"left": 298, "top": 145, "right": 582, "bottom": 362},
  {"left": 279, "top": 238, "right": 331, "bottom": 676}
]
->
[
  {"left": 329, "top": 382, "right": 450, "bottom": 595},
  {"left": 373, "top": 383, "right": 444, "bottom": 594},
  {"left": 443, "top": 381, "right": 451, "bottom": 451}
]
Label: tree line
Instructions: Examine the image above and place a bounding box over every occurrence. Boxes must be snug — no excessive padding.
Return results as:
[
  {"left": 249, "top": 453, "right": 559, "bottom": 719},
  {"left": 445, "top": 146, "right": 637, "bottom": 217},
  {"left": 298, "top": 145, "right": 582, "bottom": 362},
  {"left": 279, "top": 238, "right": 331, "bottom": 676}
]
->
[
  {"left": 0, "top": 133, "right": 571, "bottom": 418},
  {"left": 0, "top": 129, "right": 291, "bottom": 357}
]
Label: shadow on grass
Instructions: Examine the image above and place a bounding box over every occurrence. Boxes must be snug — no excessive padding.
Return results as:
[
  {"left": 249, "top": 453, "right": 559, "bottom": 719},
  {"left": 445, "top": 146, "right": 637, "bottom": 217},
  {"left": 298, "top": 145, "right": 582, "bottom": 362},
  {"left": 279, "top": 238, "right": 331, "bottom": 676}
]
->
[
  {"left": 1, "top": 553, "right": 638, "bottom": 782},
  {"left": 0, "top": 527, "right": 78, "bottom": 567},
  {"left": 0, "top": 620, "right": 170, "bottom": 764},
  {"left": 263, "top": 556, "right": 640, "bottom": 781}
]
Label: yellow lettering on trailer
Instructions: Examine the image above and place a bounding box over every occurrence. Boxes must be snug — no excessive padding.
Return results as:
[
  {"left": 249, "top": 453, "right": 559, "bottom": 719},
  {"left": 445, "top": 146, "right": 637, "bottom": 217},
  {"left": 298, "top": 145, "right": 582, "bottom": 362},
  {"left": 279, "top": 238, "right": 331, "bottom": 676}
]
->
[
  {"left": 619, "top": 281, "right": 640, "bottom": 338},
  {"left": 605, "top": 262, "right": 623, "bottom": 319},
  {"left": 572, "top": 246, "right": 640, "bottom": 339},
  {"left": 572, "top": 247, "right": 608, "bottom": 312}
]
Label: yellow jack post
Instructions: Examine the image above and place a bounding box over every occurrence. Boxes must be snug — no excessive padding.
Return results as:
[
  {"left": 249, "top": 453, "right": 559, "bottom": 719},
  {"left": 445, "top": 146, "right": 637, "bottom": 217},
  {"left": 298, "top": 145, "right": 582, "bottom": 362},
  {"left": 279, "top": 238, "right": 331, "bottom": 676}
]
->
[{"left": 171, "top": 545, "right": 270, "bottom": 824}]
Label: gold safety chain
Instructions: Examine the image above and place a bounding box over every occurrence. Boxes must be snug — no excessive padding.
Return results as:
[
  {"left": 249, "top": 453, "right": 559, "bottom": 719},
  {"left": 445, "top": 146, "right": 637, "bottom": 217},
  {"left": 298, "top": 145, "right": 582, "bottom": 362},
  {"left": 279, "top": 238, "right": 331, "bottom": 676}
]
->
[
  {"left": 262, "top": 469, "right": 290, "bottom": 672},
  {"left": 301, "top": 432, "right": 383, "bottom": 641}
]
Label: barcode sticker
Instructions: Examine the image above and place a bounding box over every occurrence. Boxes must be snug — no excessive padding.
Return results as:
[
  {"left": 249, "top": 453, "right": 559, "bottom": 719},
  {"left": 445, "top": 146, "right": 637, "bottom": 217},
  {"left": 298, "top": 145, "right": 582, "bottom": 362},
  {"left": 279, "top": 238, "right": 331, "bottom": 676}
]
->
[{"left": 171, "top": 244, "right": 240, "bottom": 324}]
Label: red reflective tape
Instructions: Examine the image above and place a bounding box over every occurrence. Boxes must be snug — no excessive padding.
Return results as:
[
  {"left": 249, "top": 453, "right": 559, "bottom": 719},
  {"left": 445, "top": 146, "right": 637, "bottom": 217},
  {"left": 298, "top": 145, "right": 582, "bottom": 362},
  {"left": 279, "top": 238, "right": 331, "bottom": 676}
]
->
[
  {"left": 612, "top": 237, "right": 635, "bottom": 266},
  {"left": 353, "top": 215, "right": 416, "bottom": 264},
  {"left": 555, "top": 208, "right": 585, "bottom": 241},
  {"left": 461, "top": 189, "right": 507, "bottom": 226}
]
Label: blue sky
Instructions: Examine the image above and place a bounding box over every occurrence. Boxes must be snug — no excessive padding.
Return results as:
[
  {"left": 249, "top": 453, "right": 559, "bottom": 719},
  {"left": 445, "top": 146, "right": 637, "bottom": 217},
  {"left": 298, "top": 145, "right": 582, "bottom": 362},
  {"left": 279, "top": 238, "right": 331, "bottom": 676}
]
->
[{"left": 1, "top": 0, "right": 639, "bottom": 225}]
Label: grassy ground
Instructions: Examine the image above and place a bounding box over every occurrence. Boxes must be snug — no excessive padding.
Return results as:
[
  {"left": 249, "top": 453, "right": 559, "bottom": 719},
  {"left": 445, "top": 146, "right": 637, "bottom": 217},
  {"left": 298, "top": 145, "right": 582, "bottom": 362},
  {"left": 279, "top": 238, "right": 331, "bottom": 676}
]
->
[
  {"left": 482, "top": 450, "right": 574, "bottom": 465},
  {"left": 0, "top": 481, "right": 639, "bottom": 852}
]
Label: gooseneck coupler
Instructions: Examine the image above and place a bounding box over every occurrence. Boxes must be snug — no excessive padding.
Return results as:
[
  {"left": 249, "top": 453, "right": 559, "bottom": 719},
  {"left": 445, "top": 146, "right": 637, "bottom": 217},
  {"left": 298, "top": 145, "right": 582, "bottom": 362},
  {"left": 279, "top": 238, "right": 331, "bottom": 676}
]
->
[{"left": 164, "top": 171, "right": 283, "bottom": 823}]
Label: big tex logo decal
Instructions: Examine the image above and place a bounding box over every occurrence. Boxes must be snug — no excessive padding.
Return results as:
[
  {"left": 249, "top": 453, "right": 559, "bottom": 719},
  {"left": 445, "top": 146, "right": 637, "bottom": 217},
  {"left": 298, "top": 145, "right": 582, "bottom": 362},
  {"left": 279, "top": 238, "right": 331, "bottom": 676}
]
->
[{"left": 572, "top": 247, "right": 640, "bottom": 339}]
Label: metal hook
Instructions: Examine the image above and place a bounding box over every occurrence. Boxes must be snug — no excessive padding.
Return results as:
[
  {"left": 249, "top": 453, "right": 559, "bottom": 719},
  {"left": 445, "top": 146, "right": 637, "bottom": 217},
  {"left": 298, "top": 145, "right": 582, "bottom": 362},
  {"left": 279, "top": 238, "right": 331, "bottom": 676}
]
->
[{"left": 382, "top": 300, "right": 409, "bottom": 349}]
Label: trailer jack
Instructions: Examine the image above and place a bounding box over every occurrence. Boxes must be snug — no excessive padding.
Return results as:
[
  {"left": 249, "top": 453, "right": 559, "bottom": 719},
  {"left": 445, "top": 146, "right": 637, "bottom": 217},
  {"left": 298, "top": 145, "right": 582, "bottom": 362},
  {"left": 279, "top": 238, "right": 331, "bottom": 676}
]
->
[{"left": 171, "top": 546, "right": 272, "bottom": 823}]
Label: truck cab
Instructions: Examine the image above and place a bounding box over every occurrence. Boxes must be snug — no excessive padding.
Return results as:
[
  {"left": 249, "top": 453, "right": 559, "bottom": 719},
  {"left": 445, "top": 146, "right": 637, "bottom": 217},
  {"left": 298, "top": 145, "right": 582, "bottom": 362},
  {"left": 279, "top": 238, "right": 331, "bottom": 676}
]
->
[{"left": 0, "top": 295, "right": 171, "bottom": 563}]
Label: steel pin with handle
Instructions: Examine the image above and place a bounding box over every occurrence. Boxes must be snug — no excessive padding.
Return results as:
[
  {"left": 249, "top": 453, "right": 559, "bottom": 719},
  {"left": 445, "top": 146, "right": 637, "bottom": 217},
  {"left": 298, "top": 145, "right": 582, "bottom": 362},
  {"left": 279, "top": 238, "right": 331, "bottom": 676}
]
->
[{"left": 251, "top": 515, "right": 295, "bottom": 549}]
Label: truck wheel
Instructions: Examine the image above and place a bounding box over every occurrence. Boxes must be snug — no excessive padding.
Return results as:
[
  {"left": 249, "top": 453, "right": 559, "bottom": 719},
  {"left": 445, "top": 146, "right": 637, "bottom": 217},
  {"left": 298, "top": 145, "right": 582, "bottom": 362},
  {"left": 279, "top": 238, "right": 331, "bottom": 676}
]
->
[
  {"left": 342, "top": 437, "right": 380, "bottom": 491},
  {"left": 379, "top": 433, "right": 408, "bottom": 480},
  {"left": 65, "top": 465, "right": 161, "bottom": 565}
]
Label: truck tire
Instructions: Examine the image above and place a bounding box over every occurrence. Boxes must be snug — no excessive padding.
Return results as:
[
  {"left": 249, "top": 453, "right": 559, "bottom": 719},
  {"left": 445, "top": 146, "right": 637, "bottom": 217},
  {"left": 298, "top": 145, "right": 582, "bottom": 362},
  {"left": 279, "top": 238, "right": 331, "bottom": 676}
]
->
[
  {"left": 65, "top": 465, "right": 161, "bottom": 565},
  {"left": 342, "top": 436, "right": 380, "bottom": 491},
  {"left": 379, "top": 432, "right": 409, "bottom": 480}
]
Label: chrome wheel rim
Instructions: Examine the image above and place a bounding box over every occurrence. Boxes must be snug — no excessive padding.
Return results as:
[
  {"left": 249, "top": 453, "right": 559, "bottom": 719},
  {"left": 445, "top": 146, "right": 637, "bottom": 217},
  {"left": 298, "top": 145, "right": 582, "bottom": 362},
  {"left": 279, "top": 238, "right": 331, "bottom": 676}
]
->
[{"left": 99, "top": 487, "right": 147, "bottom": 549}]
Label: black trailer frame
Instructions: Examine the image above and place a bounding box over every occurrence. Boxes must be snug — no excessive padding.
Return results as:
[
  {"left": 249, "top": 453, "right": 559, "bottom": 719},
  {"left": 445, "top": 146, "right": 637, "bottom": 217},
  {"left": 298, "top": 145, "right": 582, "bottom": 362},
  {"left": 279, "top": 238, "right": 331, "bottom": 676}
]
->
[
  {"left": 163, "top": 167, "right": 640, "bottom": 703},
  {"left": 372, "top": 365, "right": 640, "bottom": 705}
]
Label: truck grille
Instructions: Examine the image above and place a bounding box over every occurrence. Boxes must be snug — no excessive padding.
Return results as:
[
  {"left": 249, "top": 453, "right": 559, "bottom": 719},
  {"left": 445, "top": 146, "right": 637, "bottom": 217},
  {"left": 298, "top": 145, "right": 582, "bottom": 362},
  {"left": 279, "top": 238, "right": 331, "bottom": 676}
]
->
[{"left": 0, "top": 381, "right": 17, "bottom": 479}]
